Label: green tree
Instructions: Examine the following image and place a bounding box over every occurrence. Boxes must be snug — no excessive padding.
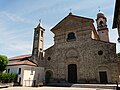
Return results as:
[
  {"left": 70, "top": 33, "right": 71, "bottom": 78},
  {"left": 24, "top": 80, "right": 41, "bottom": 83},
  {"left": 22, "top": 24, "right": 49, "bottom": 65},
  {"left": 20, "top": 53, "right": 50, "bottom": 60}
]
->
[
  {"left": 0, "top": 55, "right": 9, "bottom": 73},
  {"left": 117, "top": 52, "right": 120, "bottom": 57}
]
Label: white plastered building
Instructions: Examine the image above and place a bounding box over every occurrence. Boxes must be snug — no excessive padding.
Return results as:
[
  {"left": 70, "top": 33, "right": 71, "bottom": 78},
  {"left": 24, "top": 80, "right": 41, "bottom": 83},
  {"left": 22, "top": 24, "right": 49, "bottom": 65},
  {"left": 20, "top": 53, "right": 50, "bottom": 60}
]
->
[{"left": 6, "top": 54, "right": 44, "bottom": 86}]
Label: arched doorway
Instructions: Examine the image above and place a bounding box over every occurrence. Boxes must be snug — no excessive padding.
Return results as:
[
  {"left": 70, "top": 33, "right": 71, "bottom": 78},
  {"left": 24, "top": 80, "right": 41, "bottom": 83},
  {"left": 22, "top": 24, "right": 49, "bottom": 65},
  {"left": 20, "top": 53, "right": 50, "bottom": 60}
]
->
[
  {"left": 68, "top": 64, "right": 77, "bottom": 83},
  {"left": 96, "top": 66, "right": 110, "bottom": 83},
  {"left": 45, "top": 70, "right": 53, "bottom": 83}
]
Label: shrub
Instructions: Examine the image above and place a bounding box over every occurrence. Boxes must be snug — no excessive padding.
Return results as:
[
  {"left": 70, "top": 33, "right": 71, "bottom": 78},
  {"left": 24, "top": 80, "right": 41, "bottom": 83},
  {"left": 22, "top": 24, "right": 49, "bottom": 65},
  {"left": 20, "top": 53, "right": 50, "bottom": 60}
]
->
[
  {"left": 0, "top": 73, "right": 16, "bottom": 83},
  {"left": 117, "top": 52, "right": 120, "bottom": 57}
]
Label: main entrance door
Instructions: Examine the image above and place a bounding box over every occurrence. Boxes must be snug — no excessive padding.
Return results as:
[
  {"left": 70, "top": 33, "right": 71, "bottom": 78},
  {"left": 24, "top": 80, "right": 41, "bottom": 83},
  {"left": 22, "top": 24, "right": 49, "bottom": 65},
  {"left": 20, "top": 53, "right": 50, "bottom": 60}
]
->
[
  {"left": 68, "top": 64, "right": 77, "bottom": 83},
  {"left": 99, "top": 71, "right": 108, "bottom": 84}
]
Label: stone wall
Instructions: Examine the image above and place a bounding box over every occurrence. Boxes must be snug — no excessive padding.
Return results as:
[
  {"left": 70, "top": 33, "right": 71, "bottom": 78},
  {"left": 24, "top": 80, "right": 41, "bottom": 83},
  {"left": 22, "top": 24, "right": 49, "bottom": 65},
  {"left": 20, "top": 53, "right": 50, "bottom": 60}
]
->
[{"left": 44, "top": 30, "right": 118, "bottom": 83}]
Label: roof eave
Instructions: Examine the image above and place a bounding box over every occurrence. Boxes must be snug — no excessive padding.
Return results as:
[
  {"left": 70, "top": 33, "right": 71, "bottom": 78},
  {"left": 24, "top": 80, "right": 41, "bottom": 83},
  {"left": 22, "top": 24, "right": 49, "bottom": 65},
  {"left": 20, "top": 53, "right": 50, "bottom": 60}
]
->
[{"left": 7, "top": 64, "right": 37, "bottom": 67}]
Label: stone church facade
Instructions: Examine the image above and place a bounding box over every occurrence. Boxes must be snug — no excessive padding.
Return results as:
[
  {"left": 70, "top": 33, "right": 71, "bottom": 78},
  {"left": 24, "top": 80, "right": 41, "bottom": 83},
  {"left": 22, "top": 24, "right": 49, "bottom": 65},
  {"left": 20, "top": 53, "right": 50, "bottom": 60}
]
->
[{"left": 32, "top": 12, "right": 119, "bottom": 84}]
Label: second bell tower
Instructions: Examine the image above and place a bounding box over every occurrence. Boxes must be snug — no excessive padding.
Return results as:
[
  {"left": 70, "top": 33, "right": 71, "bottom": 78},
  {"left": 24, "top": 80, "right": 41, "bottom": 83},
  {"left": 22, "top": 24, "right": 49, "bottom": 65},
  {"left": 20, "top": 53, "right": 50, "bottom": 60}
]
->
[{"left": 96, "top": 11, "right": 109, "bottom": 42}]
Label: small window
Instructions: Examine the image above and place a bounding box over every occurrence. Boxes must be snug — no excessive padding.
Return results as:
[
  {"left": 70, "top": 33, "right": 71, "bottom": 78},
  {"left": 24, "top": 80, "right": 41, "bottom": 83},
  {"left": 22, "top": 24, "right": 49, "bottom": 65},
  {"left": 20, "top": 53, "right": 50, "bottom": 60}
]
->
[
  {"left": 36, "top": 33, "right": 39, "bottom": 37},
  {"left": 41, "top": 31, "right": 43, "bottom": 37},
  {"left": 98, "top": 50, "right": 103, "bottom": 55},
  {"left": 67, "top": 32, "right": 76, "bottom": 41},
  {"left": 31, "top": 68, "right": 34, "bottom": 75},
  {"left": 8, "top": 69, "right": 10, "bottom": 73},
  {"left": 18, "top": 68, "right": 21, "bottom": 74},
  {"left": 40, "top": 52, "right": 43, "bottom": 60},
  {"left": 48, "top": 57, "right": 51, "bottom": 61}
]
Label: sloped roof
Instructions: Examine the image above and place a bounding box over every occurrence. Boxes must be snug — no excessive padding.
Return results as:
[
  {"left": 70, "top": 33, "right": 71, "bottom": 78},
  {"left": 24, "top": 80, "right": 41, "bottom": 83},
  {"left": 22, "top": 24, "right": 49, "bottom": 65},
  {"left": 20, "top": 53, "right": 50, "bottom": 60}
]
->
[
  {"left": 9, "top": 54, "right": 32, "bottom": 61},
  {"left": 51, "top": 13, "right": 94, "bottom": 31},
  {"left": 7, "top": 60, "right": 37, "bottom": 67},
  {"left": 36, "top": 22, "right": 45, "bottom": 31}
]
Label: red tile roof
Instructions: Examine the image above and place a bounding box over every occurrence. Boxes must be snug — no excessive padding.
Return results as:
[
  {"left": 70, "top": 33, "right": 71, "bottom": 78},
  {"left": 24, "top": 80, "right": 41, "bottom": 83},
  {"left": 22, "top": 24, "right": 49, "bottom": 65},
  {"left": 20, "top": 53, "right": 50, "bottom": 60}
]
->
[
  {"left": 9, "top": 54, "right": 32, "bottom": 60},
  {"left": 7, "top": 60, "right": 37, "bottom": 67}
]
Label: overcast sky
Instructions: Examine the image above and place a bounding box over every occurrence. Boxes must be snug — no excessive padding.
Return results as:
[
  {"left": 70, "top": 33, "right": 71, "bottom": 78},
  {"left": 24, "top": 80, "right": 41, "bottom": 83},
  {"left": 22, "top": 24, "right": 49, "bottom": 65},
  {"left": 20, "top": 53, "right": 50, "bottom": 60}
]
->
[{"left": 0, "top": 0, "right": 119, "bottom": 58}]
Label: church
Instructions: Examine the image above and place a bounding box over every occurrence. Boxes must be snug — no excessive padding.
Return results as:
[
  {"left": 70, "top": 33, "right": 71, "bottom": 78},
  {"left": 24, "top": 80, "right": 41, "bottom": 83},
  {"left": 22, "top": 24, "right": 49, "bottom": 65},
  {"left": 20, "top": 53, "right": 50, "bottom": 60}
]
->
[
  {"left": 7, "top": 10, "right": 119, "bottom": 86},
  {"left": 32, "top": 11, "right": 119, "bottom": 84}
]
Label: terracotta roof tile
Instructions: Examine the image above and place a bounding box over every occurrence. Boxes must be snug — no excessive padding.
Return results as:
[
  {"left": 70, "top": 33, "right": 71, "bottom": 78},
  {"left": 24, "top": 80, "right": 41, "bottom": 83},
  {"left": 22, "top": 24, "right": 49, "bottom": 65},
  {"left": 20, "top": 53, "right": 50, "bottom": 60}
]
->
[
  {"left": 9, "top": 54, "right": 32, "bottom": 60},
  {"left": 7, "top": 60, "right": 37, "bottom": 67}
]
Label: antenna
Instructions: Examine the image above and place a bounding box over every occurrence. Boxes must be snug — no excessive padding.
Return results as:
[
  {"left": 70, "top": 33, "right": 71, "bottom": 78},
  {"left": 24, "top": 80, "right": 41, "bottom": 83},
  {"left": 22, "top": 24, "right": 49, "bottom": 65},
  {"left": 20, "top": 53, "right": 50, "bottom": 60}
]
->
[
  {"left": 69, "top": 8, "right": 72, "bottom": 15},
  {"left": 70, "top": 8, "right": 72, "bottom": 12},
  {"left": 39, "top": 19, "right": 41, "bottom": 23},
  {"left": 38, "top": 19, "right": 43, "bottom": 27},
  {"left": 98, "top": 6, "right": 101, "bottom": 12}
]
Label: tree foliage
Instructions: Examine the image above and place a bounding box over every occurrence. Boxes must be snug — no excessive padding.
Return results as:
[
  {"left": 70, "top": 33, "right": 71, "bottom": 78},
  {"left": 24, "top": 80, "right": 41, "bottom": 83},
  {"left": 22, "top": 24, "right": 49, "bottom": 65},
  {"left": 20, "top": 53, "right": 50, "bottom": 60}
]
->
[
  {"left": 0, "top": 55, "right": 9, "bottom": 72},
  {"left": 117, "top": 52, "right": 120, "bottom": 57}
]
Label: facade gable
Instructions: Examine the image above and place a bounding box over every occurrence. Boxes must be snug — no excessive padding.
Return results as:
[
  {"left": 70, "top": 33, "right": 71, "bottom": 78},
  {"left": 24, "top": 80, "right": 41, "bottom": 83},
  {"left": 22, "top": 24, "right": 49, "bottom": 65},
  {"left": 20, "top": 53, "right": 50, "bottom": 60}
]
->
[
  {"left": 51, "top": 14, "right": 94, "bottom": 34},
  {"left": 50, "top": 14, "right": 99, "bottom": 45}
]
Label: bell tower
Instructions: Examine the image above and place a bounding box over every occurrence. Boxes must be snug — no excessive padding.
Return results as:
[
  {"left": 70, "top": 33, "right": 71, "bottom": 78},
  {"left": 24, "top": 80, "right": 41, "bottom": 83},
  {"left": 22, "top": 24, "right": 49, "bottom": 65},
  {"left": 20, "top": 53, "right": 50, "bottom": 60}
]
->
[
  {"left": 96, "top": 11, "right": 109, "bottom": 42},
  {"left": 32, "top": 20, "right": 45, "bottom": 66}
]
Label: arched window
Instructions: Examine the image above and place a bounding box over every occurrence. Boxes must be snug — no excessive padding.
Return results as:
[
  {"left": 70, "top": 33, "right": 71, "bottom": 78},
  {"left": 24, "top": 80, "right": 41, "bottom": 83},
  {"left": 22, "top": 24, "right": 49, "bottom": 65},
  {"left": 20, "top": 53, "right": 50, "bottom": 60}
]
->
[
  {"left": 67, "top": 32, "right": 76, "bottom": 41},
  {"left": 36, "top": 31, "right": 39, "bottom": 38},
  {"left": 45, "top": 70, "right": 53, "bottom": 83},
  {"left": 99, "top": 21, "right": 104, "bottom": 27},
  {"left": 41, "top": 31, "right": 43, "bottom": 37}
]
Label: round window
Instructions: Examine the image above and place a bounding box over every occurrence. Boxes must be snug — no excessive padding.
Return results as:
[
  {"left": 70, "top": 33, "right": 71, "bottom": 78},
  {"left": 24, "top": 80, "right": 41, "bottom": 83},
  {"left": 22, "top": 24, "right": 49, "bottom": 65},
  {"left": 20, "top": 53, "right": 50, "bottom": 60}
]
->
[{"left": 98, "top": 51, "right": 103, "bottom": 55}]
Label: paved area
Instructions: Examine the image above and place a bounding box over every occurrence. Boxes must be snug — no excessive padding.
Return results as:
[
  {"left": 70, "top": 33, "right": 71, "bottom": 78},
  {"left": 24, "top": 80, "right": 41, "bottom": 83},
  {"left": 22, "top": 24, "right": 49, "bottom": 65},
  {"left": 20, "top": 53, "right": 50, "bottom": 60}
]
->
[
  {"left": 0, "top": 85, "right": 8, "bottom": 89},
  {"left": 1, "top": 86, "right": 115, "bottom": 90},
  {"left": 72, "top": 84, "right": 117, "bottom": 89}
]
